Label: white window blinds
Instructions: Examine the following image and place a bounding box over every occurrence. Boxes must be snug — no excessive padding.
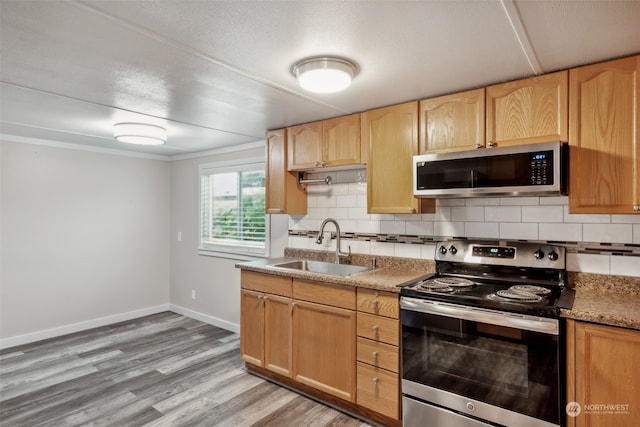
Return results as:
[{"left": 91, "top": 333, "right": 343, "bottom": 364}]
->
[{"left": 200, "top": 160, "right": 266, "bottom": 256}]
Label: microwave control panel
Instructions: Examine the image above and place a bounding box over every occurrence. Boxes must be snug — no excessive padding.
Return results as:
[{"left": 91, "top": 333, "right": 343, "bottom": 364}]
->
[{"left": 530, "top": 151, "right": 553, "bottom": 185}]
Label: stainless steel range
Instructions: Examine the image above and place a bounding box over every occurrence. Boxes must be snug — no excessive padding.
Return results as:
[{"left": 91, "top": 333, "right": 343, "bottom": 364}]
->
[{"left": 400, "top": 240, "right": 575, "bottom": 427}]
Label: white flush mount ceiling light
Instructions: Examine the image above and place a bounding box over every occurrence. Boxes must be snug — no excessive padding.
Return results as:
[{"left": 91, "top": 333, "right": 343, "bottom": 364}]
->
[
  {"left": 291, "top": 56, "right": 358, "bottom": 94},
  {"left": 113, "top": 123, "right": 167, "bottom": 146}
]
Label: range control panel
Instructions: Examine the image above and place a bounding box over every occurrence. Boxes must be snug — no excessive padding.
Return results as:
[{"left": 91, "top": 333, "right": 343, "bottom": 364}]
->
[
  {"left": 472, "top": 245, "right": 515, "bottom": 259},
  {"left": 435, "top": 240, "right": 565, "bottom": 269}
]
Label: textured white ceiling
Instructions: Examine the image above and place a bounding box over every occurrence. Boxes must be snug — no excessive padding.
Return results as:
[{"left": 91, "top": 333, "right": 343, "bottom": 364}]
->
[{"left": 1, "top": 0, "right": 639, "bottom": 157}]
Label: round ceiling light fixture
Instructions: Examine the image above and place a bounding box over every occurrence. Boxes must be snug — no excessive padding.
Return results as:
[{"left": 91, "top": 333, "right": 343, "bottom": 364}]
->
[
  {"left": 291, "top": 56, "right": 358, "bottom": 94},
  {"left": 113, "top": 123, "right": 167, "bottom": 146}
]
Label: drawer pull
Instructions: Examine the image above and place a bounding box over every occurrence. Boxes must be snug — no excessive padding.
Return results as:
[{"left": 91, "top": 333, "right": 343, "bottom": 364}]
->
[
  {"left": 372, "top": 351, "right": 378, "bottom": 359},
  {"left": 372, "top": 377, "right": 378, "bottom": 385},
  {"left": 372, "top": 325, "right": 379, "bottom": 333}
]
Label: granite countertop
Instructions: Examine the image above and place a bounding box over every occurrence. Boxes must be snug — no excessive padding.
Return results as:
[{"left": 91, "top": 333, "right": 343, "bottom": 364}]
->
[
  {"left": 561, "top": 272, "right": 640, "bottom": 331},
  {"left": 237, "top": 251, "right": 640, "bottom": 330},
  {"left": 236, "top": 257, "right": 433, "bottom": 293}
]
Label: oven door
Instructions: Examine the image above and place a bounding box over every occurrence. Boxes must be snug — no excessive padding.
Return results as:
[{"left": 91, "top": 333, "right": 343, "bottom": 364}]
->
[{"left": 401, "top": 297, "right": 562, "bottom": 427}]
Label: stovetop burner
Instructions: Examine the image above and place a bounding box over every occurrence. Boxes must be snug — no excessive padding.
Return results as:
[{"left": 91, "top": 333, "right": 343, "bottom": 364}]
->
[
  {"left": 399, "top": 240, "right": 575, "bottom": 317},
  {"left": 494, "top": 289, "right": 544, "bottom": 302},
  {"left": 417, "top": 277, "right": 475, "bottom": 293},
  {"left": 433, "top": 277, "right": 475, "bottom": 287}
]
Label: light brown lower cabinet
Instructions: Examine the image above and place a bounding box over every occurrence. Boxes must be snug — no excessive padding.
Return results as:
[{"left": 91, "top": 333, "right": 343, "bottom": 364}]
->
[
  {"left": 566, "top": 319, "right": 640, "bottom": 427},
  {"left": 357, "top": 362, "right": 400, "bottom": 419},
  {"left": 356, "top": 288, "right": 401, "bottom": 420},
  {"left": 240, "top": 272, "right": 293, "bottom": 377},
  {"left": 292, "top": 299, "right": 356, "bottom": 402},
  {"left": 240, "top": 271, "right": 402, "bottom": 425}
]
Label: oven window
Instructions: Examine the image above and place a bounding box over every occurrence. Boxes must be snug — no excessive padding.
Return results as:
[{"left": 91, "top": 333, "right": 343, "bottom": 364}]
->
[{"left": 402, "top": 310, "right": 560, "bottom": 424}]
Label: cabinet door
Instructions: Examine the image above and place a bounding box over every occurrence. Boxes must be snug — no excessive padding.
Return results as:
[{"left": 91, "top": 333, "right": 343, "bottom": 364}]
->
[
  {"left": 264, "top": 294, "right": 293, "bottom": 378},
  {"left": 486, "top": 70, "right": 568, "bottom": 147},
  {"left": 419, "top": 88, "right": 485, "bottom": 153},
  {"left": 293, "top": 300, "right": 356, "bottom": 402},
  {"left": 363, "top": 101, "right": 432, "bottom": 214},
  {"left": 323, "top": 113, "right": 361, "bottom": 167},
  {"left": 265, "top": 129, "right": 307, "bottom": 214},
  {"left": 569, "top": 55, "right": 640, "bottom": 214},
  {"left": 287, "top": 121, "right": 323, "bottom": 170},
  {"left": 240, "top": 289, "right": 264, "bottom": 367},
  {"left": 569, "top": 321, "right": 640, "bottom": 427}
]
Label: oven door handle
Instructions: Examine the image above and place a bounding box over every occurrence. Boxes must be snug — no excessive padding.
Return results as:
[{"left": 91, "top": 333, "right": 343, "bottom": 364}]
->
[{"left": 400, "top": 297, "right": 559, "bottom": 335}]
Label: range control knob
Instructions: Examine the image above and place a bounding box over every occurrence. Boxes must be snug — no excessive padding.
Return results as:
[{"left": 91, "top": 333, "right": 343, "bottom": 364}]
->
[
  {"left": 439, "top": 245, "right": 448, "bottom": 255},
  {"left": 548, "top": 251, "right": 559, "bottom": 261},
  {"left": 449, "top": 245, "right": 458, "bottom": 255},
  {"left": 533, "top": 249, "right": 545, "bottom": 260}
]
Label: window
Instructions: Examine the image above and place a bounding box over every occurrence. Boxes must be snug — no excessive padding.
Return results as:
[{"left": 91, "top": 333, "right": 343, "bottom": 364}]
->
[{"left": 200, "top": 159, "right": 266, "bottom": 257}]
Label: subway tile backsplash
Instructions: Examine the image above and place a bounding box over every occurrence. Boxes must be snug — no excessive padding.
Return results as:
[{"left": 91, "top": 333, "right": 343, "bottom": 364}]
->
[{"left": 288, "top": 173, "right": 640, "bottom": 278}]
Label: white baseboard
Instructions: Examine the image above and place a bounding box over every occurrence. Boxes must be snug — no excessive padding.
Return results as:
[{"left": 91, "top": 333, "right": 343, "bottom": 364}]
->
[
  {"left": 0, "top": 304, "right": 171, "bottom": 350},
  {"left": 169, "top": 304, "right": 240, "bottom": 334}
]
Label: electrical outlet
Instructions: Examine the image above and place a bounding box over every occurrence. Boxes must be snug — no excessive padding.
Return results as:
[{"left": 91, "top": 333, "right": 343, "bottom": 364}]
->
[{"left": 191, "top": 289, "right": 196, "bottom": 300}]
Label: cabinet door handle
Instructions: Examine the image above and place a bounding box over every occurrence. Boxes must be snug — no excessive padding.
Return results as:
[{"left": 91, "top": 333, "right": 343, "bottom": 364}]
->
[
  {"left": 314, "top": 161, "right": 320, "bottom": 167},
  {"left": 263, "top": 295, "right": 268, "bottom": 301},
  {"left": 321, "top": 160, "right": 326, "bottom": 167},
  {"left": 488, "top": 141, "right": 495, "bottom": 147},
  {"left": 257, "top": 295, "right": 263, "bottom": 300},
  {"left": 475, "top": 143, "right": 482, "bottom": 149},
  {"left": 372, "top": 377, "right": 378, "bottom": 385},
  {"left": 267, "top": 208, "right": 283, "bottom": 214},
  {"left": 372, "top": 351, "right": 378, "bottom": 359},
  {"left": 372, "top": 325, "right": 379, "bottom": 333},
  {"left": 372, "top": 300, "right": 378, "bottom": 307},
  {"left": 291, "top": 302, "right": 296, "bottom": 308},
  {"left": 633, "top": 205, "right": 639, "bottom": 211}
]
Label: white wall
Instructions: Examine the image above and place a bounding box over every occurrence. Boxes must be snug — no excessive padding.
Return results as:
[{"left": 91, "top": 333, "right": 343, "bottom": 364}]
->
[
  {"left": 0, "top": 140, "right": 171, "bottom": 345},
  {"left": 169, "top": 143, "right": 287, "bottom": 331},
  {"left": 290, "top": 170, "right": 640, "bottom": 278}
]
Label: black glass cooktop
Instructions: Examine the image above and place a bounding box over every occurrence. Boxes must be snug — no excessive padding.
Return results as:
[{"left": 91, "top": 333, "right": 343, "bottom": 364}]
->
[{"left": 400, "top": 274, "right": 575, "bottom": 318}]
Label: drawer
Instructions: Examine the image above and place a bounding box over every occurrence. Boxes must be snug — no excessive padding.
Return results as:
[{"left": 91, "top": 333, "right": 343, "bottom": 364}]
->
[
  {"left": 241, "top": 271, "right": 292, "bottom": 297},
  {"left": 357, "top": 362, "right": 400, "bottom": 420},
  {"left": 357, "top": 337, "right": 399, "bottom": 373},
  {"left": 357, "top": 288, "right": 399, "bottom": 319},
  {"left": 357, "top": 312, "right": 399, "bottom": 346},
  {"left": 293, "top": 279, "right": 356, "bottom": 310}
]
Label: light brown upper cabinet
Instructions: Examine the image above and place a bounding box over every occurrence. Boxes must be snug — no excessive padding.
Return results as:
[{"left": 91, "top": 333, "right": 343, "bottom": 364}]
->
[
  {"left": 265, "top": 129, "right": 307, "bottom": 214},
  {"left": 363, "top": 101, "right": 434, "bottom": 214},
  {"left": 569, "top": 55, "right": 640, "bottom": 214},
  {"left": 486, "top": 70, "right": 568, "bottom": 148},
  {"left": 419, "top": 88, "right": 485, "bottom": 153},
  {"left": 287, "top": 113, "right": 361, "bottom": 170}
]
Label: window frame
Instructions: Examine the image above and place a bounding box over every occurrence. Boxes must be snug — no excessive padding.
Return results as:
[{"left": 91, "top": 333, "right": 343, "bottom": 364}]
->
[{"left": 198, "top": 157, "right": 269, "bottom": 260}]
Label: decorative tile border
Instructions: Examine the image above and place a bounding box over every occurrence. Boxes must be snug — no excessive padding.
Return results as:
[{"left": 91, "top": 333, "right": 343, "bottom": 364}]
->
[{"left": 288, "top": 229, "right": 640, "bottom": 257}]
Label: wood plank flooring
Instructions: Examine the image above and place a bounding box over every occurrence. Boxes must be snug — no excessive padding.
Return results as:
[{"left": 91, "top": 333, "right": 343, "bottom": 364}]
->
[{"left": 0, "top": 312, "right": 374, "bottom": 426}]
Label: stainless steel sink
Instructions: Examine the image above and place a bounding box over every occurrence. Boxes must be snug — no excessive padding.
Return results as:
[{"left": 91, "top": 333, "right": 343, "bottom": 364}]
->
[{"left": 271, "top": 260, "right": 371, "bottom": 277}]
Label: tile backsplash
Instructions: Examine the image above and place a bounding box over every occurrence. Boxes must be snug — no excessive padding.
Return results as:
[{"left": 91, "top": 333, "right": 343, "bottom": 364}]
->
[{"left": 287, "top": 169, "right": 640, "bottom": 278}]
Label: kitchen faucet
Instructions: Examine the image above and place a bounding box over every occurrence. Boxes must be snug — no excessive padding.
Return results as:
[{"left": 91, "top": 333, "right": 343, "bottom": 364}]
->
[{"left": 315, "top": 218, "right": 351, "bottom": 264}]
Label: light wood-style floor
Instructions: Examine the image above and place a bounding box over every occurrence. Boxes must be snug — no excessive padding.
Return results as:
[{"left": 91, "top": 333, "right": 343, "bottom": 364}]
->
[{"left": 0, "top": 312, "right": 374, "bottom": 426}]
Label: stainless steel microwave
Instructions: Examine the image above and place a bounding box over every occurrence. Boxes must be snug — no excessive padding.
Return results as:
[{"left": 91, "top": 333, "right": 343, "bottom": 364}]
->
[{"left": 413, "top": 141, "right": 567, "bottom": 198}]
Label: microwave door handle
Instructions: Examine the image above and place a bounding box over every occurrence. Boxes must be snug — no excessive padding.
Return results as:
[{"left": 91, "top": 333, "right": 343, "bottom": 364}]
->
[{"left": 470, "top": 169, "right": 476, "bottom": 188}]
